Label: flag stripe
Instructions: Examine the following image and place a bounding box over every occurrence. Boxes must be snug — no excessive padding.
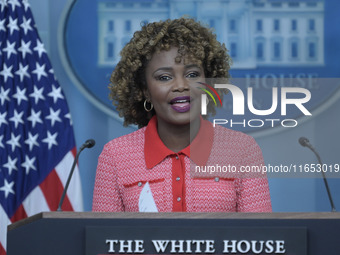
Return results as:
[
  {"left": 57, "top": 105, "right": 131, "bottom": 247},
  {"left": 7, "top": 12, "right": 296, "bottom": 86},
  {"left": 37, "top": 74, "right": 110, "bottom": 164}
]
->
[
  {"left": 40, "top": 169, "right": 73, "bottom": 211},
  {"left": 69, "top": 146, "right": 83, "bottom": 210},
  {"left": 54, "top": 151, "right": 76, "bottom": 185},
  {"left": 10, "top": 204, "right": 27, "bottom": 223},
  {"left": 0, "top": 205, "right": 10, "bottom": 251},
  {"left": 71, "top": 147, "right": 77, "bottom": 158},
  {"left": 55, "top": 150, "right": 83, "bottom": 211},
  {"left": 22, "top": 186, "right": 50, "bottom": 216},
  {"left": 0, "top": 243, "right": 5, "bottom": 255}
]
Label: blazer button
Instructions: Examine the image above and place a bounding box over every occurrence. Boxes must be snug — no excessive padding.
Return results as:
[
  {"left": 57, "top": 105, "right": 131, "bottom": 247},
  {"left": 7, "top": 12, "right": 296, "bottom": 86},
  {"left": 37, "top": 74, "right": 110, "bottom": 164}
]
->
[
  {"left": 138, "top": 182, "right": 142, "bottom": 187},
  {"left": 214, "top": 177, "right": 220, "bottom": 182}
]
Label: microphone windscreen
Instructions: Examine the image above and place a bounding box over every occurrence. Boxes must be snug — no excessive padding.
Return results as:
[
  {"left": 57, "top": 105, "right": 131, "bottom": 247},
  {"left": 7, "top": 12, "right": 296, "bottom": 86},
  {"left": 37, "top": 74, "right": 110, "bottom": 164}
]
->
[
  {"left": 298, "top": 137, "right": 309, "bottom": 147},
  {"left": 85, "top": 139, "right": 96, "bottom": 148}
]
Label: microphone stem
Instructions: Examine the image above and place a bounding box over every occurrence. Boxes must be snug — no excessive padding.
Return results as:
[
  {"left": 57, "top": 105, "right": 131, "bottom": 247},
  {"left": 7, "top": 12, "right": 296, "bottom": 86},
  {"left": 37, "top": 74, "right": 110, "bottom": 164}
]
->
[
  {"left": 310, "top": 147, "right": 337, "bottom": 212},
  {"left": 57, "top": 146, "right": 85, "bottom": 212}
]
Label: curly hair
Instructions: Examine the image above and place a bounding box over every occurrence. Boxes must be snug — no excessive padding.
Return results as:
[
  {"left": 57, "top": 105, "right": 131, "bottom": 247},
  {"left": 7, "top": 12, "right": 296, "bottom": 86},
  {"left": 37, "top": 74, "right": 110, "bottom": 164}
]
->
[{"left": 109, "top": 17, "right": 231, "bottom": 128}]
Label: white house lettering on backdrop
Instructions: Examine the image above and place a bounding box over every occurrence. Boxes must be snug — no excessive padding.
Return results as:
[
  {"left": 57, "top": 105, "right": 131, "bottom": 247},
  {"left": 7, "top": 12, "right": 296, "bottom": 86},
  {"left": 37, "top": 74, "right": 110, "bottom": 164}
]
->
[
  {"left": 105, "top": 239, "right": 286, "bottom": 254},
  {"left": 244, "top": 73, "right": 319, "bottom": 89}
]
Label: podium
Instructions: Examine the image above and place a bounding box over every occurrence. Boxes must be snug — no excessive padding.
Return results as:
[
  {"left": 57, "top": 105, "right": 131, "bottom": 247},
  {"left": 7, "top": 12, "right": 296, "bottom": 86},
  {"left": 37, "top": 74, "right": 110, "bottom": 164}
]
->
[{"left": 7, "top": 212, "right": 340, "bottom": 255}]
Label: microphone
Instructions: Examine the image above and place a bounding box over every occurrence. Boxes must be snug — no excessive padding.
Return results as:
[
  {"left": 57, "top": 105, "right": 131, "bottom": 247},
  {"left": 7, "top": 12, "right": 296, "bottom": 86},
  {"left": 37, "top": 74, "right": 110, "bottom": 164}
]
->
[
  {"left": 57, "top": 139, "right": 96, "bottom": 211},
  {"left": 79, "top": 139, "right": 96, "bottom": 150},
  {"left": 298, "top": 137, "right": 336, "bottom": 212},
  {"left": 298, "top": 137, "right": 310, "bottom": 148}
]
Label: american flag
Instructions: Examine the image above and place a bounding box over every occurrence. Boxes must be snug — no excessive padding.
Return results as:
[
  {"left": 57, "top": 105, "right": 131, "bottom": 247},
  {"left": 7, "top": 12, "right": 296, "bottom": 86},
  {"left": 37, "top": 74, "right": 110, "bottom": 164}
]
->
[{"left": 0, "top": 0, "right": 83, "bottom": 254}]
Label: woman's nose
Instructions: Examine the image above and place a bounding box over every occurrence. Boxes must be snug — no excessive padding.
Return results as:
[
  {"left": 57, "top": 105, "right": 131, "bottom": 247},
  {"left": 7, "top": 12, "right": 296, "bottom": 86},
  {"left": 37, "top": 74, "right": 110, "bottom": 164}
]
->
[{"left": 173, "top": 77, "right": 190, "bottom": 92}]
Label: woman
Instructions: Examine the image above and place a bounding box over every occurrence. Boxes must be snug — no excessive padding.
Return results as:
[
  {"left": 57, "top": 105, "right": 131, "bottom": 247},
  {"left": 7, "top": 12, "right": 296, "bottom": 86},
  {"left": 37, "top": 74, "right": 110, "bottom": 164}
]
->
[{"left": 92, "top": 18, "right": 272, "bottom": 212}]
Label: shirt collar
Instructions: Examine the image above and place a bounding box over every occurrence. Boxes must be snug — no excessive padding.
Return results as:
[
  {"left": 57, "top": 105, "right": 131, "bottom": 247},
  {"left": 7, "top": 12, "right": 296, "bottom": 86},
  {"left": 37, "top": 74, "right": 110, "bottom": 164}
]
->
[{"left": 144, "top": 115, "right": 214, "bottom": 169}]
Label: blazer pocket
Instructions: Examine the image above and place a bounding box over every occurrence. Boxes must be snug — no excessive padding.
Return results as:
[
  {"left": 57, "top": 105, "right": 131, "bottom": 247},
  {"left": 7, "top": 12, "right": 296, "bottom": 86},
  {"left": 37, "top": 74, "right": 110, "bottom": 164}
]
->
[{"left": 122, "top": 178, "right": 165, "bottom": 211}]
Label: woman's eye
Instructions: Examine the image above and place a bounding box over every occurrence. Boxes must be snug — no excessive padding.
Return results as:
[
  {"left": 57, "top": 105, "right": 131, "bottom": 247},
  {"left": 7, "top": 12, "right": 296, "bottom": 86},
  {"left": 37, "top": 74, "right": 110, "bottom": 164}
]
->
[
  {"left": 156, "top": 75, "right": 172, "bottom": 81},
  {"left": 186, "top": 71, "right": 200, "bottom": 78}
]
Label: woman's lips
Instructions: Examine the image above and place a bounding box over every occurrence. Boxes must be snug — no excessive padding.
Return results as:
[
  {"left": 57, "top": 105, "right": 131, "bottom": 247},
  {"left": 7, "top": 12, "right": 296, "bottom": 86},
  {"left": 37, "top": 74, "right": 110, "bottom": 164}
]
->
[
  {"left": 171, "top": 103, "right": 191, "bottom": 113},
  {"left": 170, "top": 96, "right": 191, "bottom": 113}
]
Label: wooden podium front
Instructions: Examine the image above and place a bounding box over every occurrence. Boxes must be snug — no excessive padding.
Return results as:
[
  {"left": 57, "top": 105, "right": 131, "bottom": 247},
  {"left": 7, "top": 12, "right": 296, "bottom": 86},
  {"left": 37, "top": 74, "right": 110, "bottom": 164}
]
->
[{"left": 7, "top": 212, "right": 340, "bottom": 255}]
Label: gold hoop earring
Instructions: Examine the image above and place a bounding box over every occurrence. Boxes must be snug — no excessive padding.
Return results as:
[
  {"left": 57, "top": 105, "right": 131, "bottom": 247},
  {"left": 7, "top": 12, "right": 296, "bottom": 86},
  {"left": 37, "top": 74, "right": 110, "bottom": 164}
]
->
[{"left": 144, "top": 100, "right": 153, "bottom": 112}]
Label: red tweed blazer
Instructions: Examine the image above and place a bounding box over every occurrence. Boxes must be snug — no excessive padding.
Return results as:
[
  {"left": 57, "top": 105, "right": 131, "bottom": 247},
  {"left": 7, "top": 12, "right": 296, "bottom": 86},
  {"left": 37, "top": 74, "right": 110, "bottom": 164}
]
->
[{"left": 92, "top": 117, "right": 272, "bottom": 212}]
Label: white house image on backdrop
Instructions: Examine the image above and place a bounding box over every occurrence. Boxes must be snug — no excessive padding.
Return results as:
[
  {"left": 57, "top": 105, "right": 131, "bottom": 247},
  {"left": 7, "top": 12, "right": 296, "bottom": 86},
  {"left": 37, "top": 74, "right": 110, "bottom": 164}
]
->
[{"left": 97, "top": 0, "right": 324, "bottom": 69}]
